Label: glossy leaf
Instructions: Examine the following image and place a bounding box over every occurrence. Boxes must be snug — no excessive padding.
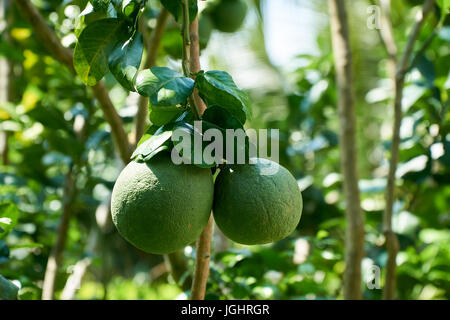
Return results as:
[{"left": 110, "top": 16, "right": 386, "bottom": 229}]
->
[
  {"left": 74, "top": 18, "right": 125, "bottom": 86},
  {"left": 0, "top": 275, "right": 19, "bottom": 300},
  {"left": 195, "top": 70, "right": 251, "bottom": 124},
  {"left": 136, "top": 125, "right": 160, "bottom": 147},
  {"left": 149, "top": 105, "right": 184, "bottom": 126},
  {"left": 108, "top": 32, "right": 143, "bottom": 91},
  {"left": 0, "top": 240, "right": 9, "bottom": 264},
  {"left": 416, "top": 56, "right": 435, "bottom": 84},
  {"left": 135, "top": 67, "right": 194, "bottom": 106},
  {"left": 122, "top": 0, "right": 136, "bottom": 16},
  {"left": 132, "top": 112, "right": 193, "bottom": 162},
  {"left": 90, "top": 0, "right": 111, "bottom": 13},
  {"left": 121, "top": 0, "right": 143, "bottom": 23},
  {"left": 436, "top": 0, "right": 450, "bottom": 21},
  {"left": 202, "top": 105, "right": 243, "bottom": 130},
  {"left": 171, "top": 121, "right": 216, "bottom": 168},
  {"left": 131, "top": 129, "right": 173, "bottom": 162}
]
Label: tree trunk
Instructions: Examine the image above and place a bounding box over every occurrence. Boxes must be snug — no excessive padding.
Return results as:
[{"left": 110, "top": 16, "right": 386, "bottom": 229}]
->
[
  {"left": 380, "top": 0, "right": 435, "bottom": 300},
  {"left": 328, "top": 0, "right": 365, "bottom": 300}
]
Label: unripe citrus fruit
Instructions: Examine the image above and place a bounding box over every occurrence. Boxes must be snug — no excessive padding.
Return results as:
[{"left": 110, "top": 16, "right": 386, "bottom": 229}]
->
[
  {"left": 213, "top": 158, "right": 303, "bottom": 245},
  {"left": 210, "top": 0, "right": 247, "bottom": 33},
  {"left": 111, "top": 153, "right": 214, "bottom": 254}
]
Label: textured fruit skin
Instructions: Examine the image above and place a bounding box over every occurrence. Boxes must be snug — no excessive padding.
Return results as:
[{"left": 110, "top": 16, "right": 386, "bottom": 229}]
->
[
  {"left": 213, "top": 158, "right": 303, "bottom": 245},
  {"left": 210, "top": 0, "right": 247, "bottom": 33},
  {"left": 111, "top": 153, "right": 214, "bottom": 254}
]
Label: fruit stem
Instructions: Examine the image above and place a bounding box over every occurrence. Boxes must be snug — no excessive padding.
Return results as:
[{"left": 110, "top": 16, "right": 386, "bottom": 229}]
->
[
  {"left": 181, "top": 0, "right": 200, "bottom": 120},
  {"left": 191, "top": 216, "right": 214, "bottom": 300},
  {"left": 181, "top": 0, "right": 212, "bottom": 300},
  {"left": 181, "top": 0, "right": 191, "bottom": 76}
]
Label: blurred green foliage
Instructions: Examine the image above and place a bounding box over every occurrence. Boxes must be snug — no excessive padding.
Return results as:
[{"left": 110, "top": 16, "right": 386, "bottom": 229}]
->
[{"left": 0, "top": 0, "right": 449, "bottom": 300}]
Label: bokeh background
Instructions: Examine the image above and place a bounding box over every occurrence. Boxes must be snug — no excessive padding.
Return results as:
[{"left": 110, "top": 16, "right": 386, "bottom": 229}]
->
[{"left": 0, "top": 0, "right": 449, "bottom": 300}]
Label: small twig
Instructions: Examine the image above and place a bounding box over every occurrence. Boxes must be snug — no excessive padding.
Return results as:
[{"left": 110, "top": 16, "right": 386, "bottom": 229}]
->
[
  {"left": 188, "top": 18, "right": 207, "bottom": 113},
  {"left": 42, "top": 106, "right": 92, "bottom": 300},
  {"left": 181, "top": 0, "right": 201, "bottom": 120},
  {"left": 191, "top": 216, "right": 213, "bottom": 300},
  {"left": 143, "top": 9, "right": 170, "bottom": 70},
  {"left": 15, "top": 0, "right": 73, "bottom": 69},
  {"left": 396, "top": 0, "right": 435, "bottom": 79},
  {"left": 91, "top": 81, "right": 132, "bottom": 163},
  {"left": 373, "top": 0, "right": 398, "bottom": 79},
  {"left": 42, "top": 165, "right": 77, "bottom": 300},
  {"left": 181, "top": 0, "right": 191, "bottom": 77}
]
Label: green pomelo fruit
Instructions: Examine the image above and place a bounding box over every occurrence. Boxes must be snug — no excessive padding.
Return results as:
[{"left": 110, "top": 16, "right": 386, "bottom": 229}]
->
[
  {"left": 210, "top": 0, "right": 247, "bottom": 33},
  {"left": 213, "top": 158, "right": 303, "bottom": 245},
  {"left": 111, "top": 153, "right": 214, "bottom": 254}
]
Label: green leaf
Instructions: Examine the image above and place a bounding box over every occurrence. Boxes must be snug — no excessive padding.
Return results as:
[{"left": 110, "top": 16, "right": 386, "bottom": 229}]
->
[
  {"left": 0, "top": 240, "right": 9, "bottom": 264},
  {"left": 122, "top": 0, "right": 136, "bottom": 16},
  {"left": 131, "top": 128, "right": 173, "bottom": 161},
  {"left": 136, "top": 125, "right": 160, "bottom": 147},
  {"left": 120, "top": 0, "right": 143, "bottom": 22},
  {"left": 0, "top": 202, "right": 19, "bottom": 240},
  {"left": 132, "top": 111, "right": 194, "bottom": 161},
  {"left": 0, "top": 40, "right": 24, "bottom": 62},
  {"left": 91, "top": 0, "right": 112, "bottom": 13},
  {"left": 74, "top": 18, "right": 126, "bottom": 86},
  {"left": 108, "top": 32, "right": 143, "bottom": 91},
  {"left": 135, "top": 67, "right": 194, "bottom": 106},
  {"left": 416, "top": 56, "right": 435, "bottom": 84},
  {"left": 9, "top": 243, "right": 44, "bottom": 249},
  {"left": 149, "top": 105, "right": 184, "bottom": 126},
  {"left": 171, "top": 122, "right": 216, "bottom": 168},
  {"left": 195, "top": 70, "right": 251, "bottom": 124},
  {"left": 202, "top": 105, "right": 243, "bottom": 130},
  {"left": 0, "top": 274, "right": 18, "bottom": 300},
  {"left": 201, "top": 106, "right": 255, "bottom": 164},
  {"left": 160, "top": 0, "right": 198, "bottom": 23},
  {"left": 77, "top": 3, "right": 118, "bottom": 37},
  {"left": 436, "top": 0, "right": 450, "bottom": 21},
  {"left": 438, "top": 141, "right": 450, "bottom": 166}
]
